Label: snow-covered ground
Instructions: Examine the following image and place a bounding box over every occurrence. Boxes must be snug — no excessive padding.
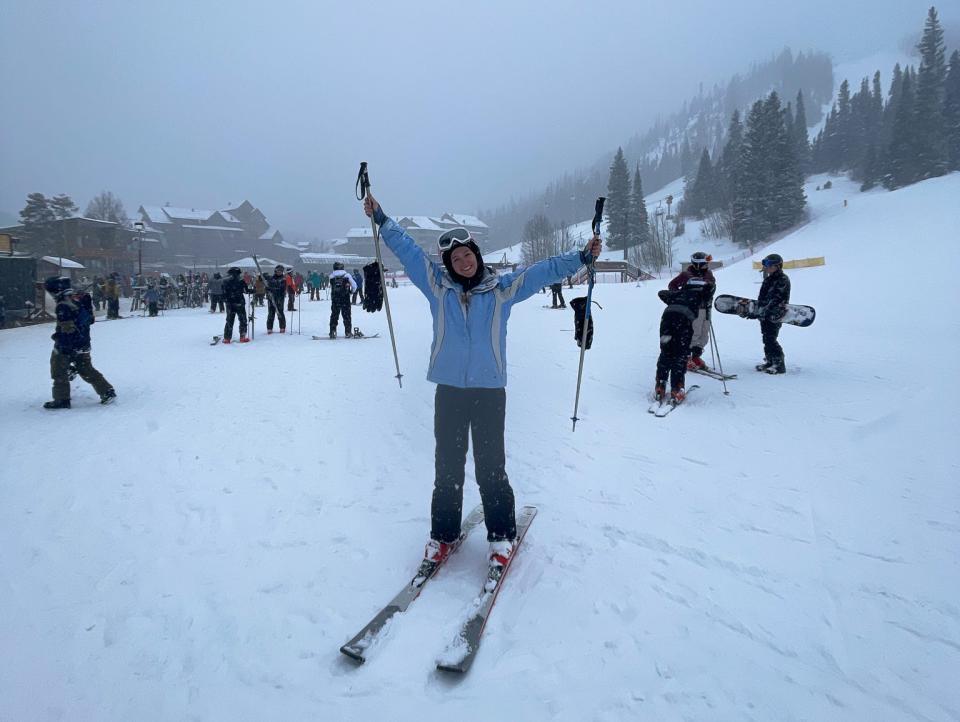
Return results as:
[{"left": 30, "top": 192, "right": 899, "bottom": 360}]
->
[{"left": 1, "top": 174, "right": 959, "bottom": 721}]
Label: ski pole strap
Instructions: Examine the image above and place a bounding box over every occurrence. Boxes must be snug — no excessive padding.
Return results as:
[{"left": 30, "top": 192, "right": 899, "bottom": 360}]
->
[{"left": 356, "top": 162, "right": 370, "bottom": 201}]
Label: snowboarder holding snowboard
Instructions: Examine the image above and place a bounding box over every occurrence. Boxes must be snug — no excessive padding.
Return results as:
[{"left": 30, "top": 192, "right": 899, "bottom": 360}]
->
[
  {"left": 669, "top": 251, "right": 716, "bottom": 371},
  {"left": 655, "top": 277, "right": 710, "bottom": 403},
  {"left": 363, "top": 191, "right": 601, "bottom": 575},
  {"left": 328, "top": 261, "right": 357, "bottom": 338},
  {"left": 43, "top": 276, "right": 116, "bottom": 409},
  {"left": 743, "top": 253, "right": 791, "bottom": 374},
  {"left": 221, "top": 267, "right": 250, "bottom": 344}
]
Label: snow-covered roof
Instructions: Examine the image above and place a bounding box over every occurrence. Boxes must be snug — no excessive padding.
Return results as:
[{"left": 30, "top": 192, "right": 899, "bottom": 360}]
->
[
  {"left": 161, "top": 207, "right": 215, "bottom": 221},
  {"left": 347, "top": 227, "right": 374, "bottom": 238},
  {"left": 225, "top": 256, "right": 284, "bottom": 270},
  {"left": 399, "top": 216, "right": 444, "bottom": 231},
  {"left": 140, "top": 206, "right": 172, "bottom": 224},
  {"left": 444, "top": 213, "right": 488, "bottom": 229},
  {"left": 219, "top": 211, "right": 242, "bottom": 224},
  {"left": 300, "top": 252, "right": 374, "bottom": 265},
  {"left": 41, "top": 256, "right": 84, "bottom": 269},
  {"left": 273, "top": 241, "right": 300, "bottom": 251},
  {"left": 261, "top": 227, "right": 281, "bottom": 241},
  {"left": 181, "top": 224, "right": 245, "bottom": 232}
]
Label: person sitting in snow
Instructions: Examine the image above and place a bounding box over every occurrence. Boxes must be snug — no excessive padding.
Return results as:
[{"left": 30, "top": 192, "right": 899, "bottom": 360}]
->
[
  {"left": 668, "top": 251, "right": 716, "bottom": 371},
  {"left": 363, "top": 191, "right": 601, "bottom": 581}
]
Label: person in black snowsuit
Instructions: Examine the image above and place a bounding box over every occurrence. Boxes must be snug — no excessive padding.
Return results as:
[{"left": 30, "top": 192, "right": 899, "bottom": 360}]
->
[
  {"left": 746, "top": 253, "right": 791, "bottom": 374},
  {"left": 328, "top": 262, "right": 357, "bottom": 337},
  {"left": 655, "top": 278, "right": 709, "bottom": 403},
  {"left": 669, "top": 251, "right": 716, "bottom": 370},
  {"left": 265, "top": 265, "right": 287, "bottom": 333},
  {"left": 43, "top": 276, "right": 115, "bottom": 409},
  {"left": 222, "top": 267, "right": 250, "bottom": 343},
  {"left": 550, "top": 282, "right": 566, "bottom": 308}
]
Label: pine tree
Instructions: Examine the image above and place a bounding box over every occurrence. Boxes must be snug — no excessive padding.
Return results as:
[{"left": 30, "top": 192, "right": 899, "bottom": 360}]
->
[
  {"left": 605, "top": 147, "right": 632, "bottom": 257},
  {"left": 793, "top": 90, "right": 811, "bottom": 175},
  {"left": 19, "top": 192, "right": 55, "bottom": 247},
  {"left": 735, "top": 99, "right": 770, "bottom": 246},
  {"left": 716, "top": 110, "right": 743, "bottom": 213},
  {"left": 687, "top": 148, "right": 715, "bottom": 217},
  {"left": 630, "top": 165, "right": 651, "bottom": 249},
  {"left": 881, "top": 63, "right": 905, "bottom": 150},
  {"left": 913, "top": 6, "right": 948, "bottom": 179},
  {"left": 945, "top": 50, "right": 960, "bottom": 171},
  {"left": 766, "top": 92, "right": 806, "bottom": 232},
  {"left": 49, "top": 194, "right": 78, "bottom": 220},
  {"left": 885, "top": 69, "right": 918, "bottom": 188},
  {"left": 835, "top": 80, "right": 852, "bottom": 169}
]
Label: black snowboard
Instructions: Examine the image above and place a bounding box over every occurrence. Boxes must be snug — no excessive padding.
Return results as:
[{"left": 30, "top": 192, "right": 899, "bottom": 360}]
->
[{"left": 714, "top": 294, "right": 816, "bottom": 327}]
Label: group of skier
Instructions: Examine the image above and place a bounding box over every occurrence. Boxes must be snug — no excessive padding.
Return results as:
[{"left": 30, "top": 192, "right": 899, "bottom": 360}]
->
[
  {"left": 37, "top": 182, "right": 795, "bottom": 603},
  {"left": 654, "top": 250, "right": 791, "bottom": 403}
]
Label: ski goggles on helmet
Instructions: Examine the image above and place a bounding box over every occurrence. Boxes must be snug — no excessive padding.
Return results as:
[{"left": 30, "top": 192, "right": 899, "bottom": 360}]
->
[
  {"left": 761, "top": 258, "right": 780, "bottom": 267},
  {"left": 437, "top": 227, "right": 473, "bottom": 253}
]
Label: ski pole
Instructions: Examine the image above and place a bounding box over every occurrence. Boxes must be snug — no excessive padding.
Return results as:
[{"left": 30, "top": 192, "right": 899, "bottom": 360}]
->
[
  {"left": 356, "top": 162, "right": 403, "bottom": 388},
  {"left": 571, "top": 196, "right": 605, "bottom": 431},
  {"left": 708, "top": 318, "right": 729, "bottom": 396}
]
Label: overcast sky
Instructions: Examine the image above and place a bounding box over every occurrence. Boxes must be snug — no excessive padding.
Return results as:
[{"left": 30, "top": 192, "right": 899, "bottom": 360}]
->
[{"left": 0, "top": 0, "right": 942, "bottom": 238}]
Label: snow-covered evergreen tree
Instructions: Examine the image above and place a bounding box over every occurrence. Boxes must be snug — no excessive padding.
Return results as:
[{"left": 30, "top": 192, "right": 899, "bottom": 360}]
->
[{"left": 605, "top": 147, "right": 632, "bottom": 257}]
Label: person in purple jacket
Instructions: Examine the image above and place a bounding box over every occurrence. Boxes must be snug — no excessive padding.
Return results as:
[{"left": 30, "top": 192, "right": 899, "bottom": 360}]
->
[{"left": 364, "top": 192, "right": 601, "bottom": 578}]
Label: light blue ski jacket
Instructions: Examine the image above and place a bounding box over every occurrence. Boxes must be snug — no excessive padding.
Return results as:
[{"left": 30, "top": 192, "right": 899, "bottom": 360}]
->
[{"left": 379, "top": 217, "right": 585, "bottom": 388}]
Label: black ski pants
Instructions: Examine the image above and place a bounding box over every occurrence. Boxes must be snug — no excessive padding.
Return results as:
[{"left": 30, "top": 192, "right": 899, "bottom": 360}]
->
[
  {"left": 224, "top": 302, "right": 248, "bottom": 340},
  {"left": 761, "top": 319, "right": 784, "bottom": 362},
  {"left": 432, "top": 385, "right": 517, "bottom": 544},
  {"left": 51, "top": 348, "right": 113, "bottom": 402},
  {"left": 551, "top": 288, "right": 566, "bottom": 307},
  {"left": 329, "top": 301, "right": 352, "bottom": 335},
  {"left": 210, "top": 294, "right": 224, "bottom": 313},
  {"left": 267, "top": 294, "right": 286, "bottom": 330},
  {"left": 656, "top": 311, "right": 693, "bottom": 390}
]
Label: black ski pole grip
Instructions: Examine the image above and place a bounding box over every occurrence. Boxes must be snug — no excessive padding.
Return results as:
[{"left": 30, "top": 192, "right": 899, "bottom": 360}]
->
[
  {"left": 356, "top": 162, "right": 370, "bottom": 200},
  {"left": 592, "top": 196, "right": 606, "bottom": 237}
]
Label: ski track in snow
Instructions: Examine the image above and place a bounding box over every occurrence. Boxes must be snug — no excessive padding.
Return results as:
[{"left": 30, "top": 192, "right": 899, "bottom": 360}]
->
[{"left": 1, "top": 173, "right": 959, "bottom": 721}]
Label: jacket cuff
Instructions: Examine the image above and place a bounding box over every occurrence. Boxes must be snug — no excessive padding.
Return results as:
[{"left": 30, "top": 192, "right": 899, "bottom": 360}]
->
[{"left": 373, "top": 206, "right": 388, "bottom": 226}]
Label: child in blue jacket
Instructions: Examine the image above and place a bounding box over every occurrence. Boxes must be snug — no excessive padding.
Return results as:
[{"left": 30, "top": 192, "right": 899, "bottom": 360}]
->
[{"left": 364, "top": 193, "right": 601, "bottom": 576}]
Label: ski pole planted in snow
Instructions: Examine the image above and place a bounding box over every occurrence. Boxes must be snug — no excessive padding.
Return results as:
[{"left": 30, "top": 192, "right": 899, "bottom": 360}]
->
[
  {"left": 571, "top": 196, "right": 605, "bottom": 431},
  {"left": 356, "top": 162, "right": 403, "bottom": 387},
  {"left": 709, "top": 319, "right": 730, "bottom": 396}
]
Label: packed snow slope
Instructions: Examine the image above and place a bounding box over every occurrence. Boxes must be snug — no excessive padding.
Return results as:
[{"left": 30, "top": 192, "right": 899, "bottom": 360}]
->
[{"left": 1, "top": 174, "right": 959, "bottom": 722}]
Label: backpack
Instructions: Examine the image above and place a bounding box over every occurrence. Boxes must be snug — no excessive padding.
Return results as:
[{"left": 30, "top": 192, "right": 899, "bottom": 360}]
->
[{"left": 331, "top": 274, "right": 352, "bottom": 304}]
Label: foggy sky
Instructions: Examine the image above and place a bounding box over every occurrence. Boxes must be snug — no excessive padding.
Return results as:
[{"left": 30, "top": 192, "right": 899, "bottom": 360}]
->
[{"left": 0, "top": 0, "right": 941, "bottom": 239}]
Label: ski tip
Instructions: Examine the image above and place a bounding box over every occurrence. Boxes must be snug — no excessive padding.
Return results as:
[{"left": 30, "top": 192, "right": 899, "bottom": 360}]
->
[{"left": 339, "top": 646, "right": 366, "bottom": 664}]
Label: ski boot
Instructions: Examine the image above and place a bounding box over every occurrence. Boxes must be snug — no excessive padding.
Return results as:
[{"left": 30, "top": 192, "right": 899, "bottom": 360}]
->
[
  {"left": 654, "top": 382, "right": 666, "bottom": 402},
  {"left": 352, "top": 327, "right": 364, "bottom": 338},
  {"left": 755, "top": 358, "right": 772, "bottom": 372},
  {"left": 267, "top": 330, "right": 274, "bottom": 335},
  {"left": 223, "top": 338, "right": 232, "bottom": 344},
  {"left": 329, "top": 330, "right": 336, "bottom": 339},
  {"left": 413, "top": 538, "right": 455, "bottom": 586},
  {"left": 238, "top": 335, "right": 250, "bottom": 343},
  {"left": 485, "top": 539, "right": 517, "bottom": 592},
  {"left": 765, "top": 357, "right": 786, "bottom": 375},
  {"left": 43, "top": 399, "right": 71, "bottom": 410},
  {"left": 687, "top": 356, "right": 707, "bottom": 371},
  {"left": 671, "top": 387, "right": 686, "bottom": 404},
  {"left": 99, "top": 389, "right": 117, "bottom": 405}
]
